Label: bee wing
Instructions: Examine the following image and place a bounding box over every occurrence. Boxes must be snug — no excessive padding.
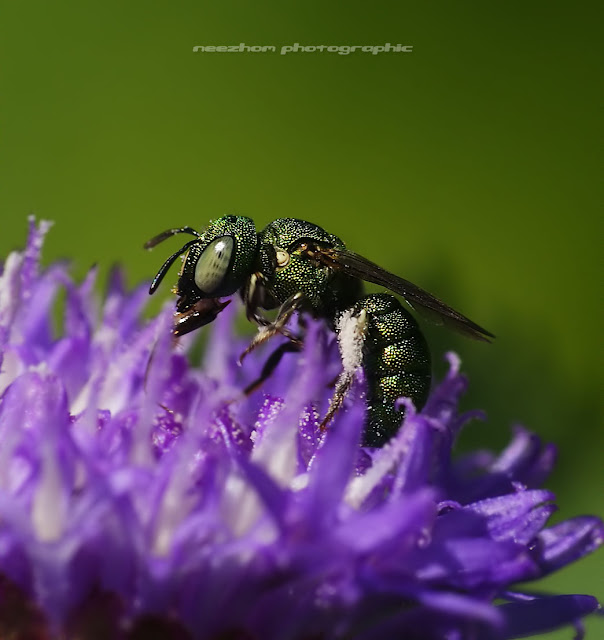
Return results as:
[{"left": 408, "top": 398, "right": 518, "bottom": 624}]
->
[{"left": 316, "top": 247, "right": 494, "bottom": 342}]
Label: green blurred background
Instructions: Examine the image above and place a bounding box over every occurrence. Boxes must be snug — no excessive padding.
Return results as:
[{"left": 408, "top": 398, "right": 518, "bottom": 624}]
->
[{"left": 1, "top": 1, "right": 601, "bottom": 635}]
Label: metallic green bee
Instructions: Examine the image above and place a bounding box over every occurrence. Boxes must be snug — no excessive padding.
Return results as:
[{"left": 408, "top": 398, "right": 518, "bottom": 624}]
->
[{"left": 145, "top": 216, "right": 493, "bottom": 446}]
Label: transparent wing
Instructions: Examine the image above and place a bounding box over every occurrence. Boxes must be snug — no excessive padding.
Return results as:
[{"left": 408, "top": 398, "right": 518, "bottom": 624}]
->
[{"left": 314, "top": 246, "right": 494, "bottom": 342}]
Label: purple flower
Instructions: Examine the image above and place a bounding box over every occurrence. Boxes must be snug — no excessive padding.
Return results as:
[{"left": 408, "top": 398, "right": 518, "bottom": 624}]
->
[{"left": 0, "top": 218, "right": 601, "bottom": 639}]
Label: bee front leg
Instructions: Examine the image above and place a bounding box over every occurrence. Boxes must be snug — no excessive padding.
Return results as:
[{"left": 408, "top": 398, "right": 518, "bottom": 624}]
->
[{"left": 239, "top": 292, "right": 307, "bottom": 365}]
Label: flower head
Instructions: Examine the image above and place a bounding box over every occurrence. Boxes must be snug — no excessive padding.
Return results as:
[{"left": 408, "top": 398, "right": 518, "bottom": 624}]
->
[{"left": 0, "top": 218, "right": 601, "bottom": 639}]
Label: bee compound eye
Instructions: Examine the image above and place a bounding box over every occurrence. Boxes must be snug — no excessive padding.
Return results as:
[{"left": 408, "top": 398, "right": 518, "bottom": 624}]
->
[
  {"left": 194, "top": 236, "right": 234, "bottom": 293},
  {"left": 275, "top": 248, "right": 290, "bottom": 268}
]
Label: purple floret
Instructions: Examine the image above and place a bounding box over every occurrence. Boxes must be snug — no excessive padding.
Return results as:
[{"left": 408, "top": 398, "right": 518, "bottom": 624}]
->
[{"left": 0, "top": 218, "right": 601, "bottom": 639}]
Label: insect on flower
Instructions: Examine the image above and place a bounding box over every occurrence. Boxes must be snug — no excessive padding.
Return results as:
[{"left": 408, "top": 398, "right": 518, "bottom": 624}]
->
[{"left": 145, "top": 216, "right": 494, "bottom": 446}]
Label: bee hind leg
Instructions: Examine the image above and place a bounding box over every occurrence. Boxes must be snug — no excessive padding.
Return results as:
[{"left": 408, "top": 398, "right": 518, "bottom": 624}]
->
[{"left": 320, "top": 306, "right": 369, "bottom": 430}]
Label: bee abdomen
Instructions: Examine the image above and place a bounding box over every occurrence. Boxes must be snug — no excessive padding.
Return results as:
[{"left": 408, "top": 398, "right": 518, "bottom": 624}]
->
[{"left": 354, "top": 293, "right": 431, "bottom": 447}]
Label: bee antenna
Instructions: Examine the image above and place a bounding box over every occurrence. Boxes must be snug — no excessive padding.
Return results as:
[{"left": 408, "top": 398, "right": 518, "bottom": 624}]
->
[
  {"left": 148, "top": 239, "right": 199, "bottom": 294},
  {"left": 144, "top": 226, "right": 201, "bottom": 250}
]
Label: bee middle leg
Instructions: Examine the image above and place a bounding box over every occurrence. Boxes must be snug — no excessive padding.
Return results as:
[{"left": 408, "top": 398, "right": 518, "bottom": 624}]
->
[{"left": 243, "top": 340, "right": 302, "bottom": 396}]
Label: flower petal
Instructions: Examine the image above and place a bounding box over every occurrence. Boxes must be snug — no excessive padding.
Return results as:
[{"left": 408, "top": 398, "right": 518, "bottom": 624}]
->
[{"left": 499, "top": 594, "right": 600, "bottom": 639}]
